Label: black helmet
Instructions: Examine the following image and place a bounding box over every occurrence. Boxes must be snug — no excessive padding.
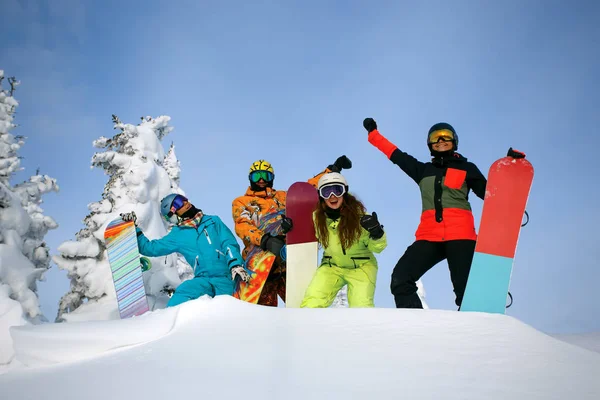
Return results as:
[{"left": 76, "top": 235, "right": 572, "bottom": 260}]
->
[{"left": 427, "top": 122, "right": 458, "bottom": 152}]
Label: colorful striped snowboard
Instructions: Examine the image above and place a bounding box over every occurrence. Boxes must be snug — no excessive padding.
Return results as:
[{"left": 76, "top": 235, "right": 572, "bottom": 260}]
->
[
  {"left": 461, "top": 153, "right": 534, "bottom": 314},
  {"left": 285, "top": 182, "right": 319, "bottom": 308},
  {"left": 104, "top": 217, "right": 149, "bottom": 319}
]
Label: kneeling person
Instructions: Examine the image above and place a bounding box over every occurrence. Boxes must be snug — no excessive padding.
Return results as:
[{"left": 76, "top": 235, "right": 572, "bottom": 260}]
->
[{"left": 121, "top": 194, "right": 248, "bottom": 307}]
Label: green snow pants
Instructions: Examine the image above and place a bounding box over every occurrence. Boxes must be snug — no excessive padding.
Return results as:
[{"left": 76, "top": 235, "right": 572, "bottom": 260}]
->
[{"left": 300, "top": 263, "right": 378, "bottom": 308}]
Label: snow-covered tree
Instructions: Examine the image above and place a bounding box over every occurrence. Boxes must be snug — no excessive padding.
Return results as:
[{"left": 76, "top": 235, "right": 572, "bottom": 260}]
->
[
  {"left": 163, "top": 142, "right": 181, "bottom": 184},
  {"left": 54, "top": 115, "right": 192, "bottom": 322},
  {"left": 0, "top": 70, "right": 59, "bottom": 364}
]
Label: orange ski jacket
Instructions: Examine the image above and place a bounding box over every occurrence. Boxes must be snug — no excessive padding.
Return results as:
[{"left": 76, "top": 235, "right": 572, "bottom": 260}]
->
[{"left": 232, "top": 171, "right": 326, "bottom": 258}]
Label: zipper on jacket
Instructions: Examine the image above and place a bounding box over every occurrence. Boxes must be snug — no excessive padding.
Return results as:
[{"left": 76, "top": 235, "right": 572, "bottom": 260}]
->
[{"left": 203, "top": 228, "right": 212, "bottom": 245}]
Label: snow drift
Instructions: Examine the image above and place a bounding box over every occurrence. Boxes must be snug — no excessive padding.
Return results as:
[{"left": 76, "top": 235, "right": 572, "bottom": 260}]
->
[{"left": 1, "top": 296, "right": 599, "bottom": 399}]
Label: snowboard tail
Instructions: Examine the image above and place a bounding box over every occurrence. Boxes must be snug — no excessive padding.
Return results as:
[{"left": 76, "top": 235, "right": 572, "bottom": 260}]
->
[
  {"left": 105, "top": 218, "right": 149, "bottom": 318},
  {"left": 461, "top": 155, "right": 534, "bottom": 314}
]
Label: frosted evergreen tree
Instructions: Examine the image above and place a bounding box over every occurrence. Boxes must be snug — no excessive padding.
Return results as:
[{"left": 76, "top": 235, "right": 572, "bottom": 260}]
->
[
  {"left": 14, "top": 175, "right": 60, "bottom": 271},
  {"left": 159, "top": 142, "right": 193, "bottom": 279},
  {"left": 0, "top": 71, "right": 59, "bottom": 364},
  {"left": 54, "top": 115, "right": 192, "bottom": 322},
  {"left": 163, "top": 143, "right": 181, "bottom": 185}
]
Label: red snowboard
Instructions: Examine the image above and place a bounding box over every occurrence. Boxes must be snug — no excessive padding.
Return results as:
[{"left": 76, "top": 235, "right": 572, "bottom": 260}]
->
[
  {"left": 461, "top": 150, "right": 534, "bottom": 314},
  {"left": 285, "top": 182, "right": 319, "bottom": 308}
]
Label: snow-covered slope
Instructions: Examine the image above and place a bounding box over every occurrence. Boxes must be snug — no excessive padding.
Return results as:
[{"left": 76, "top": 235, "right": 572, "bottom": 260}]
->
[
  {"left": 1, "top": 296, "right": 599, "bottom": 399},
  {"left": 553, "top": 332, "right": 600, "bottom": 354}
]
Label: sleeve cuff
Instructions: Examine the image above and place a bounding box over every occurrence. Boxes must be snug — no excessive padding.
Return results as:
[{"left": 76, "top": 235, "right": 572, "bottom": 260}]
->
[{"left": 368, "top": 130, "right": 398, "bottom": 159}]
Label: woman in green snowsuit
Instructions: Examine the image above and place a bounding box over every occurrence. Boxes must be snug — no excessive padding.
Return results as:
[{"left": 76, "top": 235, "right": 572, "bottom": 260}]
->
[{"left": 295, "top": 172, "right": 387, "bottom": 308}]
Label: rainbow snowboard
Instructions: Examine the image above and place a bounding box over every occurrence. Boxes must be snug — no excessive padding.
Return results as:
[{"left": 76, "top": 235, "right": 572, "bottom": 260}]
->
[
  {"left": 461, "top": 152, "right": 534, "bottom": 314},
  {"left": 285, "top": 182, "right": 319, "bottom": 308},
  {"left": 104, "top": 217, "right": 149, "bottom": 319}
]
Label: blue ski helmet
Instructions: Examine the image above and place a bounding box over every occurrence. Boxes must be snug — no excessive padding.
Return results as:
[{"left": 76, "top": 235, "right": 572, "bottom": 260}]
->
[
  {"left": 160, "top": 193, "right": 188, "bottom": 218},
  {"left": 427, "top": 122, "right": 458, "bottom": 151}
]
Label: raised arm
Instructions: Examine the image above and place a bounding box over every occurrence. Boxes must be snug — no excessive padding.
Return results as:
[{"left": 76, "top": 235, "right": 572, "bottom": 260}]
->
[
  {"left": 307, "top": 155, "right": 353, "bottom": 188},
  {"left": 363, "top": 118, "right": 427, "bottom": 184}
]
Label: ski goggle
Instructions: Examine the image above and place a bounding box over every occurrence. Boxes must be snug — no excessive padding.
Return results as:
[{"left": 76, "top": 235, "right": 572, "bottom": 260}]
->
[
  {"left": 249, "top": 170, "right": 274, "bottom": 183},
  {"left": 428, "top": 129, "right": 455, "bottom": 144},
  {"left": 319, "top": 184, "right": 346, "bottom": 199},
  {"left": 165, "top": 195, "right": 188, "bottom": 219}
]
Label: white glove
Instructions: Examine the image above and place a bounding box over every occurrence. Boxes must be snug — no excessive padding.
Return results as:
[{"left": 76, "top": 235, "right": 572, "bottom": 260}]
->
[
  {"left": 231, "top": 266, "right": 250, "bottom": 283},
  {"left": 120, "top": 212, "right": 137, "bottom": 224}
]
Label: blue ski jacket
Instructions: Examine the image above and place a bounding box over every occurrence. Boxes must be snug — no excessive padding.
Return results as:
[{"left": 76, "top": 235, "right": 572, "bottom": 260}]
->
[{"left": 136, "top": 214, "right": 244, "bottom": 278}]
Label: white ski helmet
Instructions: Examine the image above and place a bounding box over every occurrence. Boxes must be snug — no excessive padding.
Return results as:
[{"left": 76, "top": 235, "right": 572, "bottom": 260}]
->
[{"left": 318, "top": 172, "right": 348, "bottom": 190}]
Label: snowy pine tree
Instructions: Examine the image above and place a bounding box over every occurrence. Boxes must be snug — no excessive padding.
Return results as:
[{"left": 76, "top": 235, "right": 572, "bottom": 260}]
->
[
  {"left": 0, "top": 71, "right": 59, "bottom": 363},
  {"left": 54, "top": 115, "right": 192, "bottom": 322},
  {"left": 163, "top": 143, "right": 181, "bottom": 185},
  {"left": 14, "top": 175, "right": 60, "bottom": 270}
]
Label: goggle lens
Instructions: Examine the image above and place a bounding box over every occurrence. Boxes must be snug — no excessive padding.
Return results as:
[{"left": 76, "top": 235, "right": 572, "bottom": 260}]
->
[
  {"left": 165, "top": 195, "right": 188, "bottom": 218},
  {"left": 428, "top": 129, "right": 455, "bottom": 144},
  {"left": 319, "top": 184, "right": 346, "bottom": 199},
  {"left": 250, "top": 170, "right": 274, "bottom": 183}
]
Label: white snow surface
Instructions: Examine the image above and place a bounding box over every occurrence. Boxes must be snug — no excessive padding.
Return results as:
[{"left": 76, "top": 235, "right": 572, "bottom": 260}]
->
[
  {"left": 553, "top": 332, "right": 600, "bottom": 354},
  {"left": 1, "top": 296, "right": 599, "bottom": 399}
]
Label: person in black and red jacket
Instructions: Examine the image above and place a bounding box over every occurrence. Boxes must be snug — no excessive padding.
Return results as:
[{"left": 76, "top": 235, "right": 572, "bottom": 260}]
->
[{"left": 362, "top": 117, "right": 487, "bottom": 309}]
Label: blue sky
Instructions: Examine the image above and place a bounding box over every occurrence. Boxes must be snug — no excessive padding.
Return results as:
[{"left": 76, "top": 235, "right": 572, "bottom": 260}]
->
[{"left": 2, "top": 0, "right": 599, "bottom": 333}]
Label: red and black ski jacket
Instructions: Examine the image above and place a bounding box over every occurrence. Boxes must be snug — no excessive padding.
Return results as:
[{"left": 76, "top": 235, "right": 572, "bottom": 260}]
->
[{"left": 368, "top": 129, "right": 487, "bottom": 241}]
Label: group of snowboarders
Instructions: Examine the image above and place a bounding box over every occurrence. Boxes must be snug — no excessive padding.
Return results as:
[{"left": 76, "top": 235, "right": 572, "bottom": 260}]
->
[{"left": 120, "top": 117, "right": 527, "bottom": 310}]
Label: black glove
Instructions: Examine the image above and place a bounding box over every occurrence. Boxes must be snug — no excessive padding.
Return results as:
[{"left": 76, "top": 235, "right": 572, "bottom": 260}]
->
[
  {"left": 328, "top": 155, "right": 352, "bottom": 173},
  {"left": 363, "top": 118, "right": 377, "bottom": 133},
  {"left": 507, "top": 147, "right": 526, "bottom": 159},
  {"left": 281, "top": 216, "right": 293, "bottom": 234},
  {"left": 360, "top": 212, "right": 384, "bottom": 239},
  {"left": 260, "top": 233, "right": 286, "bottom": 257}
]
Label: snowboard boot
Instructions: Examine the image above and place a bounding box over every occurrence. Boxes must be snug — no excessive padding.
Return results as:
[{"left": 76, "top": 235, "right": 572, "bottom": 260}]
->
[{"left": 393, "top": 292, "right": 423, "bottom": 309}]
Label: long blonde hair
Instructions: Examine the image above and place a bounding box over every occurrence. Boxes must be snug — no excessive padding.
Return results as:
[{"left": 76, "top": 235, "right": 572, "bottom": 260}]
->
[{"left": 314, "top": 193, "right": 366, "bottom": 250}]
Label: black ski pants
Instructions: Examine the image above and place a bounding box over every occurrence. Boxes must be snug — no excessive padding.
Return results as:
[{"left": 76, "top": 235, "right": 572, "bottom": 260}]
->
[{"left": 390, "top": 239, "right": 476, "bottom": 308}]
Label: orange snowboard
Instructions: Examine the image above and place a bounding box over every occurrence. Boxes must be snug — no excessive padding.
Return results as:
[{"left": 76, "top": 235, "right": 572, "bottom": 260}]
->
[{"left": 234, "top": 210, "right": 285, "bottom": 304}]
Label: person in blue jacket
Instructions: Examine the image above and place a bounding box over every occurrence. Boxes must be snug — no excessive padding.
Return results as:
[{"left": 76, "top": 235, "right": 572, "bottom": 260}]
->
[{"left": 121, "top": 193, "right": 250, "bottom": 307}]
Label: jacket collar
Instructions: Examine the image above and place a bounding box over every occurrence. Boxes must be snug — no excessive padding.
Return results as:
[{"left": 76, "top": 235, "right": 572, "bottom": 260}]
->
[
  {"left": 432, "top": 152, "right": 467, "bottom": 167},
  {"left": 244, "top": 186, "right": 278, "bottom": 198},
  {"left": 178, "top": 211, "right": 205, "bottom": 229}
]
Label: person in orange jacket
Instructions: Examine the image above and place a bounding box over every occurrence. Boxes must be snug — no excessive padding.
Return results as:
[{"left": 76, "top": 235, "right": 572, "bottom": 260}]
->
[{"left": 232, "top": 156, "right": 352, "bottom": 306}]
